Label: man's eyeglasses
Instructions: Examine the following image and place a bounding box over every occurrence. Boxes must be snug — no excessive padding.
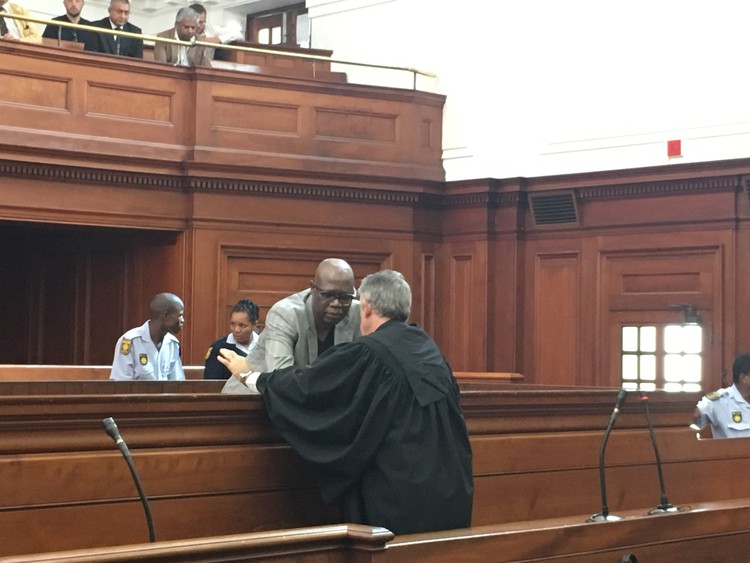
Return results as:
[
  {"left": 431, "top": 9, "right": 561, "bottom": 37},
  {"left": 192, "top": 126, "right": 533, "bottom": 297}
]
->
[{"left": 312, "top": 284, "right": 357, "bottom": 305}]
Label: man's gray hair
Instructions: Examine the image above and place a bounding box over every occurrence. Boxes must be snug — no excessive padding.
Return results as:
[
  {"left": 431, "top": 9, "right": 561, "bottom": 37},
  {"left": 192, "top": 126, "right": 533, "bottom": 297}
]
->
[
  {"left": 358, "top": 270, "right": 411, "bottom": 322},
  {"left": 175, "top": 7, "right": 199, "bottom": 23}
]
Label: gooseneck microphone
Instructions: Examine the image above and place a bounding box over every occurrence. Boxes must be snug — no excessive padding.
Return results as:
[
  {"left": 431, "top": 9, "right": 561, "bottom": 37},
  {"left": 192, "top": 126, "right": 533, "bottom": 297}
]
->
[
  {"left": 640, "top": 393, "right": 680, "bottom": 515},
  {"left": 102, "top": 417, "right": 156, "bottom": 542},
  {"left": 588, "top": 388, "right": 628, "bottom": 522}
]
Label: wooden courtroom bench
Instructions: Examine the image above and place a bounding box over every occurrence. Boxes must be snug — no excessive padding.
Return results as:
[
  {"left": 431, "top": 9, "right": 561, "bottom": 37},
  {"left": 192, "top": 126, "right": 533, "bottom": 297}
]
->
[
  {"left": 0, "top": 364, "right": 520, "bottom": 383},
  {"left": 0, "top": 365, "right": 206, "bottom": 381},
  {"left": 0, "top": 382, "right": 732, "bottom": 558},
  {"left": 6, "top": 499, "right": 750, "bottom": 562}
]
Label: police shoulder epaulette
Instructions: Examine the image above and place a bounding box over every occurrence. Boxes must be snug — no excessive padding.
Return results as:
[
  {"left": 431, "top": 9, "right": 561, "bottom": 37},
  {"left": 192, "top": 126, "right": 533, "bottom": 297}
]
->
[{"left": 705, "top": 390, "right": 721, "bottom": 401}]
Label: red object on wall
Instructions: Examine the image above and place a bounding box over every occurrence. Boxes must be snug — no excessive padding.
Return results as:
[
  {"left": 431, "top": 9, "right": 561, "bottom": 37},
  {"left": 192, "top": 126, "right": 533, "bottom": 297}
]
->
[{"left": 667, "top": 139, "right": 682, "bottom": 157}]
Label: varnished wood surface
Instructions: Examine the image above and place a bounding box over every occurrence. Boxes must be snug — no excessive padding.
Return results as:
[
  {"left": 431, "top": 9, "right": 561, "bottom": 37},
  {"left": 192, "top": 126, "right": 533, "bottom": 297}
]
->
[
  {"left": 5, "top": 499, "right": 750, "bottom": 562},
  {"left": 0, "top": 383, "right": 734, "bottom": 557}
]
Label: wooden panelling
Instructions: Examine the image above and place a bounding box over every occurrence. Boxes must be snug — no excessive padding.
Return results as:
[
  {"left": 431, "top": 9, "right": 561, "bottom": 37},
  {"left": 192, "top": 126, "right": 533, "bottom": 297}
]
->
[
  {"left": 0, "top": 383, "right": 742, "bottom": 559},
  {"left": 5, "top": 41, "right": 750, "bottom": 384},
  {"left": 2, "top": 525, "right": 393, "bottom": 563},
  {"left": 0, "top": 71, "right": 69, "bottom": 109},
  {"left": 387, "top": 500, "right": 750, "bottom": 563},
  {"left": 212, "top": 98, "right": 300, "bottom": 134},
  {"left": 534, "top": 253, "right": 580, "bottom": 385},
  {"left": 314, "top": 108, "right": 397, "bottom": 143},
  {"left": 603, "top": 247, "right": 718, "bottom": 311}
]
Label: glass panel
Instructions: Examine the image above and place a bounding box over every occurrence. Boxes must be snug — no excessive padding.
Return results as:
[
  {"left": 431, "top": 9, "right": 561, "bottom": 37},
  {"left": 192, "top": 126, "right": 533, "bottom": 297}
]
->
[
  {"left": 683, "top": 325, "right": 703, "bottom": 353},
  {"left": 683, "top": 383, "right": 702, "bottom": 393},
  {"left": 664, "top": 382, "right": 683, "bottom": 392},
  {"left": 664, "top": 354, "right": 683, "bottom": 382},
  {"left": 640, "top": 326, "right": 656, "bottom": 352},
  {"left": 259, "top": 28, "right": 269, "bottom": 43},
  {"left": 640, "top": 382, "right": 656, "bottom": 392},
  {"left": 683, "top": 354, "right": 702, "bottom": 382},
  {"left": 622, "top": 326, "right": 638, "bottom": 352},
  {"left": 664, "top": 325, "right": 683, "bottom": 353},
  {"left": 622, "top": 381, "right": 638, "bottom": 391},
  {"left": 622, "top": 354, "right": 638, "bottom": 380},
  {"left": 271, "top": 26, "right": 282, "bottom": 43},
  {"left": 664, "top": 325, "right": 703, "bottom": 354},
  {"left": 640, "top": 355, "right": 656, "bottom": 380}
]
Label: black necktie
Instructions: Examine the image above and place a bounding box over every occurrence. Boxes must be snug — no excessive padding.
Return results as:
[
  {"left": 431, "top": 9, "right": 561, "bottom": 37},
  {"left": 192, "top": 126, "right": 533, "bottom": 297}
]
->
[
  {"left": 0, "top": 7, "right": 9, "bottom": 37},
  {"left": 114, "top": 25, "right": 122, "bottom": 55}
]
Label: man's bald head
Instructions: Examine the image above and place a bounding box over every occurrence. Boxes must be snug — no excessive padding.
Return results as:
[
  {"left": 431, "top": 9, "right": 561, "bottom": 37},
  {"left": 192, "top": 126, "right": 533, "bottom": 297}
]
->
[
  {"left": 310, "top": 259, "right": 356, "bottom": 331},
  {"left": 314, "top": 258, "right": 354, "bottom": 287}
]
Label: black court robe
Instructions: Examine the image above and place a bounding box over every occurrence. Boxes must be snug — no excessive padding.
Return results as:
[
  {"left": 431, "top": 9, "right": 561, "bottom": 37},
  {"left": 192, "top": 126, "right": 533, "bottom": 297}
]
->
[{"left": 256, "top": 319, "right": 473, "bottom": 535}]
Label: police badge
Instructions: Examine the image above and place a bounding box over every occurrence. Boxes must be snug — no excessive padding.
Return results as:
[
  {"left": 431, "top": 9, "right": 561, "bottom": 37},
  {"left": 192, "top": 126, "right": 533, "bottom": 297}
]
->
[
  {"left": 139, "top": 354, "right": 148, "bottom": 366},
  {"left": 732, "top": 412, "right": 742, "bottom": 423}
]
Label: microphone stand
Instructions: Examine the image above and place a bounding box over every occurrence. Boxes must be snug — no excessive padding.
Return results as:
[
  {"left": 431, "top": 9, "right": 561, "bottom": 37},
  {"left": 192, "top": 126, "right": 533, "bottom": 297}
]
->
[
  {"left": 640, "top": 393, "right": 679, "bottom": 515},
  {"left": 588, "top": 389, "right": 628, "bottom": 522},
  {"left": 102, "top": 417, "right": 156, "bottom": 542}
]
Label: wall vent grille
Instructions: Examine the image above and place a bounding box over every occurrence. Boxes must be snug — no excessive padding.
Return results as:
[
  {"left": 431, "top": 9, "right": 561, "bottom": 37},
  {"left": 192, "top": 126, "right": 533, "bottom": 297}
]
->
[{"left": 529, "top": 191, "right": 579, "bottom": 226}]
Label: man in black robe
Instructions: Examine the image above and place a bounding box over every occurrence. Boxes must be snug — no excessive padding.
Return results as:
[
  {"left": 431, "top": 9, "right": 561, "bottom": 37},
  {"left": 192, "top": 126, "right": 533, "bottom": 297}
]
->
[{"left": 219, "top": 269, "right": 473, "bottom": 535}]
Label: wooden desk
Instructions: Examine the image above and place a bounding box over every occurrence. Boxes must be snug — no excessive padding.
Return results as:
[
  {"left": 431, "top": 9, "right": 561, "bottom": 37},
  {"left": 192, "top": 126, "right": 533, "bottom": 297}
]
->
[{"left": 0, "top": 384, "right": 722, "bottom": 557}]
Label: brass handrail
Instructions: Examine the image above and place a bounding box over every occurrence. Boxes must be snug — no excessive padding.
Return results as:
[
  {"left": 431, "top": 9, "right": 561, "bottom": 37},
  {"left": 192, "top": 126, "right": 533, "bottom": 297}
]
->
[{"left": 1, "top": 12, "right": 437, "bottom": 88}]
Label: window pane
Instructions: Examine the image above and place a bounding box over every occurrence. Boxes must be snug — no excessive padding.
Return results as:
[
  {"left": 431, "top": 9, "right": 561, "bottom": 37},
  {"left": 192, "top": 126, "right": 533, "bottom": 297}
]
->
[
  {"left": 622, "top": 381, "right": 638, "bottom": 391},
  {"left": 272, "top": 26, "right": 281, "bottom": 43},
  {"left": 622, "top": 354, "right": 638, "bottom": 379},
  {"left": 664, "top": 382, "right": 683, "bottom": 392},
  {"left": 664, "top": 325, "right": 683, "bottom": 353},
  {"left": 622, "top": 326, "right": 639, "bottom": 352},
  {"left": 259, "top": 28, "right": 269, "bottom": 43},
  {"left": 683, "top": 354, "right": 702, "bottom": 382},
  {"left": 664, "top": 354, "right": 683, "bottom": 382},
  {"left": 683, "top": 383, "right": 702, "bottom": 393},
  {"left": 640, "top": 382, "right": 656, "bottom": 392},
  {"left": 683, "top": 325, "right": 703, "bottom": 353},
  {"left": 640, "top": 355, "right": 656, "bottom": 380},
  {"left": 640, "top": 326, "right": 656, "bottom": 352}
]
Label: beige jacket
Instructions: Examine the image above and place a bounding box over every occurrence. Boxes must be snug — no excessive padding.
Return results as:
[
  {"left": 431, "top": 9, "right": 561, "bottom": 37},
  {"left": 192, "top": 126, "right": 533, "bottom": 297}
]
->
[
  {"left": 153, "top": 28, "right": 213, "bottom": 67},
  {"left": 5, "top": 3, "right": 42, "bottom": 44}
]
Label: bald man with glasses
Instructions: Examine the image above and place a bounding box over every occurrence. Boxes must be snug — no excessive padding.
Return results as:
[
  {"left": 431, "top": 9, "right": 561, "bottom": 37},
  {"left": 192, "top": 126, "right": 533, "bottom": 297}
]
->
[{"left": 222, "top": 258, "right": 360, "bottom": 393}]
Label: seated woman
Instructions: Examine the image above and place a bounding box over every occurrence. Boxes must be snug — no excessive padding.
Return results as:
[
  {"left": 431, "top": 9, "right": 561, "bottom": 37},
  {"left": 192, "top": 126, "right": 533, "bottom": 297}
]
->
[{"left": 204, "top": 298, "right": 260, "bottom": 380}]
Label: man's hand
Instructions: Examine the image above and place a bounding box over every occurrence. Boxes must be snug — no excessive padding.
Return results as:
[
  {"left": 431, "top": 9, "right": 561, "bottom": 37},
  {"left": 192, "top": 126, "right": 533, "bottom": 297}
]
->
[{"left": 218, "top": 348, "right": 252, "bottom": 380}]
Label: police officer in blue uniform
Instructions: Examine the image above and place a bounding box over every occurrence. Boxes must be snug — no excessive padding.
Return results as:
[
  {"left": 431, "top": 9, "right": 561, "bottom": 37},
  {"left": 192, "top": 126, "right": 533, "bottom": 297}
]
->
[
  {"left": 110, "top": 293, "right": 185, "bottom": 381},
  {"left": 693, "top": 353, "right": 750, "bottom": 438}
]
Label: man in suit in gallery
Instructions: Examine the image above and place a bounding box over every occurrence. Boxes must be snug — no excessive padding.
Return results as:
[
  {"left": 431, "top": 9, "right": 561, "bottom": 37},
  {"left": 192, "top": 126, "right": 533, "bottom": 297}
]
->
[
  {"left": 0, "top": 0, "right": 42, "bottom": 43},
  {"left": 84, "top": 0, "right": 142, "bottom": 59},
  {"left": 153, "top": 7, "right": 213, "bottom": 67}
]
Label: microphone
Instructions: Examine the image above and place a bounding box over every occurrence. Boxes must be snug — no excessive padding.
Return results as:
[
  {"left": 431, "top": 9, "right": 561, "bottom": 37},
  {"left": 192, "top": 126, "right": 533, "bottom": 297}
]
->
[
  {"left": 640, "top": 393, "right": 680, "bottom": 515},
  {"left": 102, "top": 417, "right": 156, "bottom": 542},
  {"left": 588, "top": 388, "right": 628, "bottom": 522}
]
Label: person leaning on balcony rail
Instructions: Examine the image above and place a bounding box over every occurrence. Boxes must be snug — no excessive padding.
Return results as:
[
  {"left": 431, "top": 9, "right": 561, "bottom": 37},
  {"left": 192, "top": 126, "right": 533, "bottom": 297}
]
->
[
  {"left": 42, "top": 0, "right": 90, "bottom": 43},
  {"left": 154, "top": 7, "right": 213, "bottom": 67},
  {"left": 0, "top": 0, "right": 42, "bottom": 43},
  {"left": 693, "top": 353, "right": 750, "bottom": 438},
  {"left": 84, "top": 0, "right": 142, "bottom": 58}
]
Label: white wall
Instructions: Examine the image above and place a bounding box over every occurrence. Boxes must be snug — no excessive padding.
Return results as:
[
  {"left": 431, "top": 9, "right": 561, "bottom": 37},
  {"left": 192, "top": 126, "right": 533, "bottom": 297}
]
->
[{"left": 307, "top": 0, "right": 750, "bottom": 181}]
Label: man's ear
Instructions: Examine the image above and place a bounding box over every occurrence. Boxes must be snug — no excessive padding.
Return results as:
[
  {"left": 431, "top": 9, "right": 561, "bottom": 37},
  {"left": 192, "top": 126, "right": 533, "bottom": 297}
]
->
[{"left": 360, "top": 300, "right": 372, "bottom": 318}]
